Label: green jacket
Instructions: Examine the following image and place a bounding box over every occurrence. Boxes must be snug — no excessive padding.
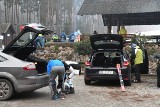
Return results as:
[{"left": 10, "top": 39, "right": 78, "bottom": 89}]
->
[
  {"left": 134, "top": 46, "right": 143, "bottom": 65},
  {"left": 52, "top": 35, "right": 59, "bottom": 40}
]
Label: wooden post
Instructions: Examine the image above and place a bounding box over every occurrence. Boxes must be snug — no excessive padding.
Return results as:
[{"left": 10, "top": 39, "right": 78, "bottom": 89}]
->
[
  {"left": 107, "top": 15, "right": 112, "bottom": 34},
  {"left": 117, "top": 16, "right": 121, "bottom": 34}
]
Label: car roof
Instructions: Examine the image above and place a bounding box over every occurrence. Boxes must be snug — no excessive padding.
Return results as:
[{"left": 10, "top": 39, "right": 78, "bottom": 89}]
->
[{"left": 25, "top": 23, "right": 46, "bottom": 31}]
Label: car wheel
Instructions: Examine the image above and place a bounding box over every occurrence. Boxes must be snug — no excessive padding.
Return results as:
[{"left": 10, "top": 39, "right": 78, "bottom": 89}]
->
[
  {"left": 84, "top": 79, "right": 91, "bottom": 85},
  {"left": 124, "top": 71, "right": 131, "bottom": 86},
  {"left": 0, "top": 79, "right": 14, "bottom": 101},
  {"left": 124, "top": 79, "right": 131, "bottom": 86},
  {"left": 157, "top": 64, "right": 160, "bottom": 87},
  {"left": 157, "top": 78, "right": 160, "bottom": 88}
]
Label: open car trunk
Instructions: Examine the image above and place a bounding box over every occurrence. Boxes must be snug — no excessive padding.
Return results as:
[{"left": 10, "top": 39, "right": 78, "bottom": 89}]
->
[
  {"left": 2, "top": 26, "right": 52, "bottom": 74},
  {"left": 91, "top": 52, "right": 123, "bottom": 68},
  {"left": 27, "top": 56, "right": 48, "bottom": 74}
]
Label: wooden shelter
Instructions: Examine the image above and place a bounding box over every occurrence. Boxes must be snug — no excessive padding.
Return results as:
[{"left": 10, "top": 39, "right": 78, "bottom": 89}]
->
[
  {"left": 77, "top": 0, "right": 160, "bottom": 74},
  {"left": 78, "top": 0, "right": 160, "bottom": 33},
  {"left": 0, "top": 23, "right": 16, "bottom": 48}
]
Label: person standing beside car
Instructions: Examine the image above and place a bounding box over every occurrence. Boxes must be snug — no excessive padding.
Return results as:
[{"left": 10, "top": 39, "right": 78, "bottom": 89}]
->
[
  {"left": 47, "top": 59, "right": 66, "bottom": 100},
  {"left": 133, "top": 45, "right": 143, "bottom": 83}
]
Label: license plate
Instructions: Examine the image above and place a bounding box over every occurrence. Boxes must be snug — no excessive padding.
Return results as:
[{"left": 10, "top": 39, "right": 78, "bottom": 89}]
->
[{"left": 99, "top": 71, "right": 113, "bottom": 74}]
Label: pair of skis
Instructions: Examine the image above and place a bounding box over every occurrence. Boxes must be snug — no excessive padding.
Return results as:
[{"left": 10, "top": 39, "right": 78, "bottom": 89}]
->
[{"left": 116, "top": 64, "right": 125, "bottom": 92}]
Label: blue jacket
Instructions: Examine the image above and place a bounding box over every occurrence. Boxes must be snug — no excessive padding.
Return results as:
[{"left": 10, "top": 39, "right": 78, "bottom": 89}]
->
[
  {"left": 47, "top": 60, "right": 64, "bottom": 75},
  {"left": 69, "top": 33, "right": 75, "bottom": 41},
  {"left": 60, "top": 32, "right": 66, "bottom": 40}
]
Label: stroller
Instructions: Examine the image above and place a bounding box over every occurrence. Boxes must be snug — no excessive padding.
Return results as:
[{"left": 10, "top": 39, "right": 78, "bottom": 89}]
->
[
  {"left": 63, "top": 71, "right": 75, "bottom": 94},
  {"left": 49, "top": 73, "right": 75, "bottom": 97}
]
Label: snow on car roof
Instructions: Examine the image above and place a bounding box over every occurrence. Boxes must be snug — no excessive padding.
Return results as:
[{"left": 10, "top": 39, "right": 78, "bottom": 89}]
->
[{"left": 25, "top": 23, "right": 46, "bottom": 31}]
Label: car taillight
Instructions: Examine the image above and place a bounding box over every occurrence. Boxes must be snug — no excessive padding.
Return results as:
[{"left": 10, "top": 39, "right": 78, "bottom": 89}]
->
[
  {"left": 123, "top": 61, "right": 129, "bottom": 66},
  {"left": 23, "top": 64, "right": 36, "bottom": 70},
  {"left": 85, "top": 61, "right": 91, "bottom": 66}
]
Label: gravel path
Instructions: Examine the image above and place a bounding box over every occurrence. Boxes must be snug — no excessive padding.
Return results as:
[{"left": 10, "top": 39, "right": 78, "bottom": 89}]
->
[{"left": 0, "top": 75, "right": 160, "bottom": 107}]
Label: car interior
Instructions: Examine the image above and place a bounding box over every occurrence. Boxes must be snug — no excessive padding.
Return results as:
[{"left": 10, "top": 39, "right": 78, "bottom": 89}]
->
[{"left": 92, "top": 52, "right": 122, "bottom": 68}]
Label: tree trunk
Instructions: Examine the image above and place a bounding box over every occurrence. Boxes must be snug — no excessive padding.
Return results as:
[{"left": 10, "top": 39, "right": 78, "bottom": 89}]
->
[
  {"left": 4, "top": 3, "right": 7, "bottom": 23},
  {"left": 15, "top": 0, "right": 19, "bottom": 25},
  {"left": 27, "top": 1, "right": 29, "bottom": 23},
  {"left": 11, "top": 1, "right": 14, "bottom": 24}
]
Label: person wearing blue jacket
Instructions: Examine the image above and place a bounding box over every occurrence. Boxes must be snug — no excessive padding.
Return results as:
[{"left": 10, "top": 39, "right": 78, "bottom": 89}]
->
[
  {"left": 47, "top": 59, "right": 65, "bottom": 100},
  {"left": 69, "top": 33, "right": 75, "bottom": 42},
  {"left": 60, "top": 32, "right": 66, "bottom": 42}
]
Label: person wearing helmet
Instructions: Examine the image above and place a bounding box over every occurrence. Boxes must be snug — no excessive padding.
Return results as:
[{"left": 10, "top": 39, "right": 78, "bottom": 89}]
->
[{"left": 133, "top": 45, "right": 143, "bottom": 83}]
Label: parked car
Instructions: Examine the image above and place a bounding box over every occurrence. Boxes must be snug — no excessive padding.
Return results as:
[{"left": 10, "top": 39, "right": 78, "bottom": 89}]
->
[
  {"left": 20, "top": 23, "right": 46, "bottom": 31},
  {"left": 65, "top": 61, "right": 82, "bottom": 75},
  {"left": 0, "top": 26, "right": 52, "bottom": 101},
  {"left": 84, "top": 34, "right": 131, "bottom": 86}
]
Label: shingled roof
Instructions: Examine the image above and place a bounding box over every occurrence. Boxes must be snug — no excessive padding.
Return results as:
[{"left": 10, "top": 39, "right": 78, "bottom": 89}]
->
[
  {"left": 0, "top": 23, "right": 15, "bottom": 34},
  {"left": 78, "top": 0, "right": 160, "bottom": 26},
  {"left": 78, "top": 0, "right": 160, "bottom": 15}
]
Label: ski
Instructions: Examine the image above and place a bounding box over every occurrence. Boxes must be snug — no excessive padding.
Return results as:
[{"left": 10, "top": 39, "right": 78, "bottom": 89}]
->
[{"left": 116, "top": 64, "right": 126, "bottom": 92}]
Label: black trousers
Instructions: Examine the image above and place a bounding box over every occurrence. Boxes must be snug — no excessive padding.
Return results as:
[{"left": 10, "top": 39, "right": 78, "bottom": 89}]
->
[{"left": 135, "top": 64, "right": 142, "bottom": 82}]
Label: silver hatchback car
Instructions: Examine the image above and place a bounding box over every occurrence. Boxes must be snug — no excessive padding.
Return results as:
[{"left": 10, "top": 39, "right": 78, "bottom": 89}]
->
[{"left": 0, "top": 26, "right": 52, "bottom": 100}]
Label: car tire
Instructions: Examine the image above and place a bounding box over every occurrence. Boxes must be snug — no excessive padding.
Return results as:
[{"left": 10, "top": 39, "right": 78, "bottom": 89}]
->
[
  {"left": 124, "top": 79, "right": 131, "bottom": 86},
  {"left": 157, "top": 64, "right": 160, "bottom": 87},
  {"left": 0, "top": 79, "right": 14, "bottom": 101},
  {"left": 157, "top": 78, "right": 160, "bottom": 88},
  {"left": 124, "top": 71, "right": 131, "bottom": 86},
  {"left": 84, "top": 79, "right": 91, "bottom": 85}
]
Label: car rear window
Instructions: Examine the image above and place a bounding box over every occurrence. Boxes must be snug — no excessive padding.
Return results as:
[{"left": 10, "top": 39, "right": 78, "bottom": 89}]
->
[
  {"left": 0, "top": 55, "right": 7, "bottom": 62},
  {"left": 94, "top": 40, "right": 120, "bottom": 45},
  {"left": 13, "top": 32, "right": 36, "bottom": 46}
]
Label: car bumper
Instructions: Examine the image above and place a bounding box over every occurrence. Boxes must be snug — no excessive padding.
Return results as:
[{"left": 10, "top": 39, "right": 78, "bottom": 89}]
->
[
  {"left": 16, "top": 74, "right": 49, "bottom": 92},
  {"left": 84, "top": 67, "right": 130, "bottom": 81}
]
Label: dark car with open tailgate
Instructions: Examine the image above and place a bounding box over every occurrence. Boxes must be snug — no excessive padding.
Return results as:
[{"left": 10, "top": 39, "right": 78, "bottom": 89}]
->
[{"left": 84, "top": 34, "right": 131, "bottom": 86}]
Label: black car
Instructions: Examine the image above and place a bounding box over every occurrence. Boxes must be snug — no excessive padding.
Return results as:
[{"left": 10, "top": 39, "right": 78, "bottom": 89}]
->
[{"left": 84, "top": 34, "right": 131, "bottom": 86}]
